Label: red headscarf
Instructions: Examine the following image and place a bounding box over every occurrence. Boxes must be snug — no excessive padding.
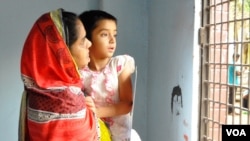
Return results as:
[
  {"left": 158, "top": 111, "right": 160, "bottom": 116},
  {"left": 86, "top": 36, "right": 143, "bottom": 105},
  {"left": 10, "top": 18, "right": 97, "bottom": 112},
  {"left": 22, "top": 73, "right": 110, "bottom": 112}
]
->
[{"left": 19, "top": 9, "right": 98, "bottom": 141}]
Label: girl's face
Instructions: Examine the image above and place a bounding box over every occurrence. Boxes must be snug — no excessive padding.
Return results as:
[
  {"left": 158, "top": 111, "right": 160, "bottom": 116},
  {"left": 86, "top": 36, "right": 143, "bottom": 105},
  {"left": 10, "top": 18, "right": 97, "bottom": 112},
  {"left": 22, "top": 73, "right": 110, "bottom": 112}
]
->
[
  {"left": 90, "top": 19, "right": 117, "bottom": 59},
  {"left": 70, "top": 19, "right": 92, "bottom": 69}
]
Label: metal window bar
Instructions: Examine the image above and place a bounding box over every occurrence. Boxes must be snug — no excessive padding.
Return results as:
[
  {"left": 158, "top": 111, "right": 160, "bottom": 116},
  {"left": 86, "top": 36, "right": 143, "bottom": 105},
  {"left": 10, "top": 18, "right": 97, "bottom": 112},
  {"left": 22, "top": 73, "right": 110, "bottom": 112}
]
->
[{"left": 200, "top": 0, "right": 250, "bottom": 141}]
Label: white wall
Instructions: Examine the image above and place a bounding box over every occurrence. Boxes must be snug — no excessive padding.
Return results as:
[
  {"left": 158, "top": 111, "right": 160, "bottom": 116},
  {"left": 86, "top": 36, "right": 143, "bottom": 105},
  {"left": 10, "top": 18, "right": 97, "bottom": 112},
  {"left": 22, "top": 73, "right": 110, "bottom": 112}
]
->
[{"left": 147, "top": 0, "right": 200, "bottom": 141}]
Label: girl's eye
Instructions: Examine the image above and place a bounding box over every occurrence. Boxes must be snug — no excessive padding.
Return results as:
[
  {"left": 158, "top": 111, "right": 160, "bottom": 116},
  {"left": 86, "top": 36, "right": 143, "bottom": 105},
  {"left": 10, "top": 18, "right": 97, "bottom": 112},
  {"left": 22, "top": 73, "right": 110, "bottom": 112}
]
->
[{"left": 101, "top": 33, "right": 108, "bottom": 37}]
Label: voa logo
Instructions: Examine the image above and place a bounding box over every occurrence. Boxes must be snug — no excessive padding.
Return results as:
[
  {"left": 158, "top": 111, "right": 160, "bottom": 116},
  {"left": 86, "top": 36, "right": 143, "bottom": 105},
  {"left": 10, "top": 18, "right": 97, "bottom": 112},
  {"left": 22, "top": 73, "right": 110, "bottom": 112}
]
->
[{"left": 226, "top": 129, "right": 246, "bottom": 136}]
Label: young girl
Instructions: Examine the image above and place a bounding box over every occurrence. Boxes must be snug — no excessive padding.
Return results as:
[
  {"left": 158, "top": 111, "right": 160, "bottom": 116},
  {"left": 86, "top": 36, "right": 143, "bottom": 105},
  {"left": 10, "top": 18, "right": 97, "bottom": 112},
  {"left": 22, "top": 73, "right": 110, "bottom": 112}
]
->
[{"left": 79, "top": 10, "right": 140, "bottom": 141}]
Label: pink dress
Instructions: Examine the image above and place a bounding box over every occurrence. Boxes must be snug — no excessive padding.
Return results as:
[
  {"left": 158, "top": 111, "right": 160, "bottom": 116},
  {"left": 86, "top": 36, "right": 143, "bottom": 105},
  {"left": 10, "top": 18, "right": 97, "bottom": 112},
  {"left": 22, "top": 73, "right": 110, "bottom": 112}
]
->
[{"left": 80, "top": 55, "right": 135, "bottom": 141}]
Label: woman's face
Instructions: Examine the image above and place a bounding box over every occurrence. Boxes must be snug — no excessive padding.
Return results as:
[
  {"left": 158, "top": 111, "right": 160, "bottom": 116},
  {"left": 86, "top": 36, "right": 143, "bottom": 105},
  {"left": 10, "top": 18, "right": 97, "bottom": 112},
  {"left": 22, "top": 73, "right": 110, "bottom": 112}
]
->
[{"left": 70, "top": 19, "right": 92, "bottom": 69}]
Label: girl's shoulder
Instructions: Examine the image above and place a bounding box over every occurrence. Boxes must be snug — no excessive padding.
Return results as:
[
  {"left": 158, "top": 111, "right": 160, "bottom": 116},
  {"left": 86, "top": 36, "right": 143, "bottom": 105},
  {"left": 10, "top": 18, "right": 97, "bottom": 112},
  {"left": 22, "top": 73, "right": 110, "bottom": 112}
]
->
[
  {"left": 109, "top": 54, "right": 135, "bottom": 74},
  {"left": 111, "top": 54, "right": 134, "bottom": 63}
]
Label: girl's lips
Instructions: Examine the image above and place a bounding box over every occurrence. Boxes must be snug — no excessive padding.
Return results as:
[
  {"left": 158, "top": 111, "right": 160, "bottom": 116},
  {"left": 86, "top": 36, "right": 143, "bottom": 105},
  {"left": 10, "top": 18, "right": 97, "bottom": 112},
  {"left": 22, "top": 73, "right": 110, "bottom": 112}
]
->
[{"left": 108, "top": 47, "right": 115, "bottom": 51}]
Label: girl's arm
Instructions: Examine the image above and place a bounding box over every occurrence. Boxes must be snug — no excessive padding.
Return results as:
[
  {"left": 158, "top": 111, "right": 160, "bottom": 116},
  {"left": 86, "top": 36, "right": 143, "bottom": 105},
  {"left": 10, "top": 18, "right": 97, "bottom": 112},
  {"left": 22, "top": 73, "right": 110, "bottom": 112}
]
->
[{"left": 96, "top": 65, "right": 133, "bottom": 118}]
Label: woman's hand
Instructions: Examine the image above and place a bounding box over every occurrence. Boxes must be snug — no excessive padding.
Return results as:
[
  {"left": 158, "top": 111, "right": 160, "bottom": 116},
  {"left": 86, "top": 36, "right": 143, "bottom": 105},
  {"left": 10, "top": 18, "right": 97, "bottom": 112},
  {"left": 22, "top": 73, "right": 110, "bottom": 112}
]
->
[{"left": 85, "top": 96, "right": 96, "bottom": 113}]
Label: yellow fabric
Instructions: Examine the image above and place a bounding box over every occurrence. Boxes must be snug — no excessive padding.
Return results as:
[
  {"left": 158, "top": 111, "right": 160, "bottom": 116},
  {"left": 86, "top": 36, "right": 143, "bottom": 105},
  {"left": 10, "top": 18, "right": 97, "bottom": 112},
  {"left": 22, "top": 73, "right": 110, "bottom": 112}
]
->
[
  {"left": 50, "top": 9, "right": 64, "bottom": 39},
  {"left": 18, "top": 91, "right": 27, "bottom": 141},
  {"left": 99, "top": 119, "right": 111, "bottom": 141}
]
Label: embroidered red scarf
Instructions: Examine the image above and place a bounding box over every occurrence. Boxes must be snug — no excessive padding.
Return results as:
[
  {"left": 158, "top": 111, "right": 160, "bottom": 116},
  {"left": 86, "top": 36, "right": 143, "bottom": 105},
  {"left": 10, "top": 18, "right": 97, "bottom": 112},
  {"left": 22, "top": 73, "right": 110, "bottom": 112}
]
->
[{"left": 19, "top": 9, "right": 98, "bottom": 141}]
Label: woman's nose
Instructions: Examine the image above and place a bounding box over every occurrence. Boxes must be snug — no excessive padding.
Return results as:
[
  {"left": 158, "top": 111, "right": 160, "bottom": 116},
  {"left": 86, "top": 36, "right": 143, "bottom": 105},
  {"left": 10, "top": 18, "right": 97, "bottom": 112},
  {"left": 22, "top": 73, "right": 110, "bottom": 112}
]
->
[{"left": 87, "top": 39, "right": 92, "bottom": 48}]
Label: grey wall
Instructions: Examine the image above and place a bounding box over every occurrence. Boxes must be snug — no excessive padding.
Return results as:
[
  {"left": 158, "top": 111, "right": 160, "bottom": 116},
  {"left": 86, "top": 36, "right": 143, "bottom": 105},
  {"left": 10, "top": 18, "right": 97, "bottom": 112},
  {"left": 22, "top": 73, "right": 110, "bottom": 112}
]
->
[
  {"left": 0, "top": 0, "right": 201, "bottom": 141},
  {"left": 147, "top": 0, "right": 201, "bottom": 141}
]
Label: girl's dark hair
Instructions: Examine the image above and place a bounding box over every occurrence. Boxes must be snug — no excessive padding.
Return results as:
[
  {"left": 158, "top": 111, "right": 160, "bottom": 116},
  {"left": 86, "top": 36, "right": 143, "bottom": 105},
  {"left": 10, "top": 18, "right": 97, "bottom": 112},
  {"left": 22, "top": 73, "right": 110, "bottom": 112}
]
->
[
  {"left": 78, "top": 10, "right": 117, "bottom": 40},
  {"left": 61, "top": 10, "right": 79, "bottom": 47}
]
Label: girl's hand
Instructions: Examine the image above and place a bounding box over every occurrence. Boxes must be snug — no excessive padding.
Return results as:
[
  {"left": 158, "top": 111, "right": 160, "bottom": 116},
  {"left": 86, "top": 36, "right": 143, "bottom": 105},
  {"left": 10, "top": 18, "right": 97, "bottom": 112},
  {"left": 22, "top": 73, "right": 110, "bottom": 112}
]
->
[{"left": 85, "top": 96, "right": 96, "bottom": 113}]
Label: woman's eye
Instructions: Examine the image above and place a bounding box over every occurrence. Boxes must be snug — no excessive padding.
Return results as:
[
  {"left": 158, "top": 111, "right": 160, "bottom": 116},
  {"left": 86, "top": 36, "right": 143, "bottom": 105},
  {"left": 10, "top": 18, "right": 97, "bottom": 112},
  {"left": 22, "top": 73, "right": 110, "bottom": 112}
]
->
[{"left": 80, "top": 39, "right": 85, "bottom": 45}]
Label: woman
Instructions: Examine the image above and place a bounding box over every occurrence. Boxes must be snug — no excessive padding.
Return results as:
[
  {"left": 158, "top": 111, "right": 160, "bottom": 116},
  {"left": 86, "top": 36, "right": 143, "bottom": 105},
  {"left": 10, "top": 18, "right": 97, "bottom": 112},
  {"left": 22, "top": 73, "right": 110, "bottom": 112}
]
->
[{"left": 19, "top": 9, "right": 99, "bottom": 141}]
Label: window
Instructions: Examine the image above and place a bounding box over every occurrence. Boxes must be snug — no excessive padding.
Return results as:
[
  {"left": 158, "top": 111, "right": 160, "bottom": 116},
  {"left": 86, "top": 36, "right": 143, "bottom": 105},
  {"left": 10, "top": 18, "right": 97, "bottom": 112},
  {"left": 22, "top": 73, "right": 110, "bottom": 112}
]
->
[{"left": 200, "top": 0, "right": 250, "bottom": 140}]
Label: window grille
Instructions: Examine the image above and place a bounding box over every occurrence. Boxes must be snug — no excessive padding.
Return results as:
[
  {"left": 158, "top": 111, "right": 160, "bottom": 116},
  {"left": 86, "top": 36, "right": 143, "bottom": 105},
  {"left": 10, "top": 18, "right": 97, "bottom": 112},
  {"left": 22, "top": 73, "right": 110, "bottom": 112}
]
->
[{"left": 200, "top": 0, "right": 250, "bottom": 140}]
